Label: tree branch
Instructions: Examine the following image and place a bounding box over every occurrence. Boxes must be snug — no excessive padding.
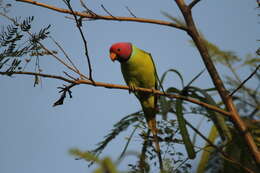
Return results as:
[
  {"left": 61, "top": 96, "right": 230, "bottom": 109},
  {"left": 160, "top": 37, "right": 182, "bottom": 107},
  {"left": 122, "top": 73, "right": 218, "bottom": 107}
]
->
[
  {"left": 0, "top": 71, "right": 231, "bottom": 117},
  {"left": 230, "top": 64, "right": 260, "bottom": 96},
  {"left": 15, "top": 0, "right": 187, "bottom": 31},
  {"left": 50, "top": 36, "right": 80, "bottom": 74},
  {"left": 63, "top": 0, "right": 94, "bottom": 81},
  {"left": 175, "top": 0, "right": 260, "bottom": 164},
  {"left": 185, "top": 120, "right": 255, "bottom": 173},
  {"left": 189, "top": 0, "right": 201, "bottom": 9}
]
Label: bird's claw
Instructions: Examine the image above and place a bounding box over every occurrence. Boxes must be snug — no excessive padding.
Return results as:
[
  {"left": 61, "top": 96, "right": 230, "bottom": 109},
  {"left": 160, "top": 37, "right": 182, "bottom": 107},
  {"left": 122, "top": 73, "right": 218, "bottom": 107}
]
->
[{"left": 128, "top": 84, "right": 137, "bottom": 94}]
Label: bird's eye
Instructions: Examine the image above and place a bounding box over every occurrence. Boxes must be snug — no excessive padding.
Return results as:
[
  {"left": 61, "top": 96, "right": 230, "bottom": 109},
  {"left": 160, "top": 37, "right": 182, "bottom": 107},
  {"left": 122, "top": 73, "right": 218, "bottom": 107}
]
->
[{"left": 117, "top": 48, "right": 121, "bottom": 52}]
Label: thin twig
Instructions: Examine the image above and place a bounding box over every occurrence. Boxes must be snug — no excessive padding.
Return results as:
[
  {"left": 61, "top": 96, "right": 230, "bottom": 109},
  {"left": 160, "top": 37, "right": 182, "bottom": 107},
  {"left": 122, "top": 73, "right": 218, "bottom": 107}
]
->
[
  {"left": 0, "top": 71, "right": 231, "bottom": 117},
  {"left": 63, "top": 0, "right": 94, "bottom": 81},
  {"left": 126, "top": 6, "right": 136, "bottom": 18},
  {"left": 230, "top": 64, "right": 260, "bottom": 96},
  {"left": 100, "top": 4, "right": 117, "bottom": 19},
  {"left": 63, "top": 71, "right": 77, "bottom": 81},
  {"left": 37, "top": 37, "right": 88, "bottom": 79},
  {"left": 189, "top": 0, "right": 201, "bottom": 9},
  {"left": 50, "top": 36, "right": 80, "bottom": 74},
  {"left": 117, "top": 125, "right": 138, "bottom": 162},
  {"left": 15, "top": 0, "right": 187, "bottom": 31},
  {"left": 80, "top": 0, "right": 99, "bottom": 17}
]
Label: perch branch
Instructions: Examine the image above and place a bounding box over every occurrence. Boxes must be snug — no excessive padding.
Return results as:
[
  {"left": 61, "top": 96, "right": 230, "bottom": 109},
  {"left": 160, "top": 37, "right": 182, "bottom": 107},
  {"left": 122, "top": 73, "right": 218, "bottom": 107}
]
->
[
  {"left": 0, "top": 71, "right": 231, "bottom": 117},
  {"left": 15, "top": 0, "right": 187, "bottom": 31}
]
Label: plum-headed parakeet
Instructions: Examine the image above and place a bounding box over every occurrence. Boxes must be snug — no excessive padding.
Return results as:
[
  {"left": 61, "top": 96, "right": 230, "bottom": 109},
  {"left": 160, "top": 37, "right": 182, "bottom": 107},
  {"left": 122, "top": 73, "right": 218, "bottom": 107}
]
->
[{"left": 109, "top": 42, "right": 163, "bottom": 170}]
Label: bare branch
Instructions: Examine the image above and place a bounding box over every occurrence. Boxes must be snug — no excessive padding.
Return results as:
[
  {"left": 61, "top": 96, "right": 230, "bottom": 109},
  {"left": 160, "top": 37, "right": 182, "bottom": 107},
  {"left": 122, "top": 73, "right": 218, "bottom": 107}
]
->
[
  {"left": 63, "top": 0, "right": 94, "bottom": 81},
  {"left": 189, "top": 0, "right": 201, "bottom": 9},
  {"left": 15, "top": 0, "right": 187, "bottom": 31},
  {"left": 80, "top": 0, "right": 99, "bottom": 17},
  {"left": 0, "top": 71, "right": 231, "bottom": 117},
  {"left": 230, "top": 64, "right": 260, "bottom": 96},
  {"left": 63, "top": 71, "right": 77, "bottom": 81},
  {"left": 37, "top": 37, "right": 88, "bottom": 79},
  {"left": 50, "top": 36, "right": 80, "bottom": 74},
  {"left": 126, "top": 6, "right": 137, "bottom": 18},
  {"left": 100, "top": 4, "right": 117, "bottom": 19}
]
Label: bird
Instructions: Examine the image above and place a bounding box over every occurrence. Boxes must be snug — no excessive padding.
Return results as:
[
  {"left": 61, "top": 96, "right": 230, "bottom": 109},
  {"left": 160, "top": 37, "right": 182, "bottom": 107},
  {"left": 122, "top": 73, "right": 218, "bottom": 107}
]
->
[{"left": 109, "top": 42, "right": 163, "bottom": 170}]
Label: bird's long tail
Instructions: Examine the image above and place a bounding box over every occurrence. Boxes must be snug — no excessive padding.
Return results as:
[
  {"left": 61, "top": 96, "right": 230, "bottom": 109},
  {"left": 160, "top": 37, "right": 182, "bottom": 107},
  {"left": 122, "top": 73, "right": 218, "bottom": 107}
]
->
[
  {"left": 146, "top": 115, "right": 163, "bottom": 171},
  {"left": 139, "top": 93, "right": 163, "bottom": 171}
]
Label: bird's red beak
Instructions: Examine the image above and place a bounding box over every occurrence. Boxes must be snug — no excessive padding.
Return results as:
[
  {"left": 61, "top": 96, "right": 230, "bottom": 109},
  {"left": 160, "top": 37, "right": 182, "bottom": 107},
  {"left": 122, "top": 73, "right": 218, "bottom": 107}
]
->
[{"left": 110, "top": 52, "right": 117, "bottom": 62}]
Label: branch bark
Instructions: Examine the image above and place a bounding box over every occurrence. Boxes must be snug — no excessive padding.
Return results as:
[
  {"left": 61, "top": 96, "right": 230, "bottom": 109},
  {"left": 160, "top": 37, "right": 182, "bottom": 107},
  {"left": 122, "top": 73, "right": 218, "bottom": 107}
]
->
[
  {"left": 175, "top": 0, "right": 260, "bottom": 164},
  {"left": 189, "top": 0, "right": 201, "bottom": 9},
  {"left": 16, "top": 0, "right": 187, "bottom": 31},
  {"left": 0, "top": 71, "right": 231, "bottom": 117}
]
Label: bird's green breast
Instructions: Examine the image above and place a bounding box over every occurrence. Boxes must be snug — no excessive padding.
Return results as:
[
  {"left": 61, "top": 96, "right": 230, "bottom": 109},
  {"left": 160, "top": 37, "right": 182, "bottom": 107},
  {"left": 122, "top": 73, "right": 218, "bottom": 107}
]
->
[{"left": 120, "top": 45, "right": 156, "bottom": 89}]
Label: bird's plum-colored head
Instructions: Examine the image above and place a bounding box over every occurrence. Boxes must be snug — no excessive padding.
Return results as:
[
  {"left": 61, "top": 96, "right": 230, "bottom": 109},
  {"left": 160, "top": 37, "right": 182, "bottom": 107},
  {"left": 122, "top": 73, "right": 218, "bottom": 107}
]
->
[{"left": 109, "top": 42, "right": 132, "bottom": 62}]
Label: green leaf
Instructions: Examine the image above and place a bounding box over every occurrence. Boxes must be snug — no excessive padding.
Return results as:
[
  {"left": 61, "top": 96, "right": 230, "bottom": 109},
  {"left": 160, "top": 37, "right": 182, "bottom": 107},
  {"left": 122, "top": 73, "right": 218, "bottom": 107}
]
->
[
  {"left": 187, "top": 86, "right": 232, "bottom": 141},
  {"left": 93, "top": 157, "right": 119, "bottom": 173},
  {"left": 69, "top": 148, "right": 100, "bottom": 163},
  {"left": 160, "top": 69, "right": 184, "bottom": 88},
  {"left": 159, "top": 96, "right": 172, "bottom": 120},
  {"left": 196, "top": 125, "right": 218, "bottom": 173},
  {"left": 175, "top": 99, "right": 196, "bottom": 159},
  {"left": 189, "top": 38, "right": 241, "bottom": 65},
  {"left": 166, "top": 87, "right": 181, "bottom": 94}
]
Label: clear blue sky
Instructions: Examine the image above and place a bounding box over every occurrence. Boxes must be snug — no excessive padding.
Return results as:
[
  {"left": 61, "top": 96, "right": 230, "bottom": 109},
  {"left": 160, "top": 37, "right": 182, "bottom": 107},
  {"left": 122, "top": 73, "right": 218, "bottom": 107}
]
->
[{"left": 0, "top": 0, "right": 258, "bottom": 173}]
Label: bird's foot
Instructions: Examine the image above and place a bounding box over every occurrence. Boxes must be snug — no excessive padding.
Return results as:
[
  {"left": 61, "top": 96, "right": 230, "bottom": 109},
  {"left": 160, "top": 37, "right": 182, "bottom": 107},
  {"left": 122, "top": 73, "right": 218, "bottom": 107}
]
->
[
  {"left": 151, "top": 88, "right": 156, "bottom": 94},
  {"left": 128, "top": 83, "right": 137, "bottom": 94}
]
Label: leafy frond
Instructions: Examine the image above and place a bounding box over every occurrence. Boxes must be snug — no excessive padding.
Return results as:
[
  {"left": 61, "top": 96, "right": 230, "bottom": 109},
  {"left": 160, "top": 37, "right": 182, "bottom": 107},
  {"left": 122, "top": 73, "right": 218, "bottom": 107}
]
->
[
  {"left": 69, "top": 149, "right": 119, "bottom": 173},
  {"left": 91, "top": 111, "right": 144, "bottom": 156},
  {"left": 189, "top": 38, "right": 240, "bottom": 65},
  {"left": 30, "top": 24, "right": 51, "bottom": 43},
  {"left": 0, "top": 15, "right": 51, "bottom": 74},
  {"left": 161, "top": 11, "right": 186, "bottom": 28}
]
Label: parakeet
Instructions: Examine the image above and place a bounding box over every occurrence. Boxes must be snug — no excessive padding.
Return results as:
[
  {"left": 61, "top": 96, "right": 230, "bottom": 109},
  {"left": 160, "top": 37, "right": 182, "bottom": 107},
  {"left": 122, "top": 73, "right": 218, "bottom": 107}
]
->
[{"left": 109, "top": 42, "right": 163, "bottom": 170}]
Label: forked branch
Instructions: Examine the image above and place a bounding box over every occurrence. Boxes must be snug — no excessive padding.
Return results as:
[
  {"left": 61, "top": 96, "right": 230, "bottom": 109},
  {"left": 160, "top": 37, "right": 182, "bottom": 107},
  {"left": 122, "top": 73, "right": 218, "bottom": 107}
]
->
[
  {"left": 15, "top": 0, "right": 187, "bottom": 31},
  {"left": 175, "top": 0, "right": 260, "bottom": 164}
]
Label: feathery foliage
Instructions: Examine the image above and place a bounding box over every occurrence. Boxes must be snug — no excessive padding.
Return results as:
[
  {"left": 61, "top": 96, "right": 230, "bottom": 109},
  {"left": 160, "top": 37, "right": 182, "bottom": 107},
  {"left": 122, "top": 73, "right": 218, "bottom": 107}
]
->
[{"left": 0, "top": 15, "right": 51, "bottom": 75}]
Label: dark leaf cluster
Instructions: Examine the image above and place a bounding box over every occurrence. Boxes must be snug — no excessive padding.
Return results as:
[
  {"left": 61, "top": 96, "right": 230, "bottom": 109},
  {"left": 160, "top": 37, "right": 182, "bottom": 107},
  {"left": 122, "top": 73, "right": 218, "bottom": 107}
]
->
[{"left": 0, "top": 16, "right": 51, "bottom": 75}]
